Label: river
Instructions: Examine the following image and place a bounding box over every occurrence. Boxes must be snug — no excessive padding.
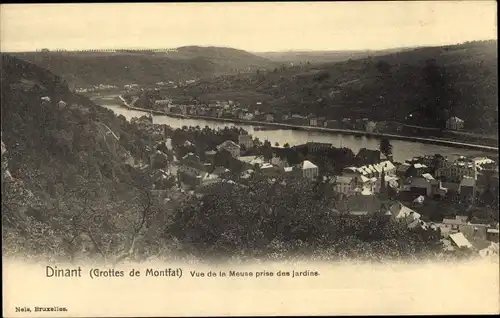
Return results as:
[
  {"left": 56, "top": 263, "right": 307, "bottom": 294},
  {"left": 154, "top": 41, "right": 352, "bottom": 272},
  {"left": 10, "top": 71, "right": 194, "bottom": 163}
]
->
[{"left": 94, "top": 97, "right": 491, "bottom": 163}]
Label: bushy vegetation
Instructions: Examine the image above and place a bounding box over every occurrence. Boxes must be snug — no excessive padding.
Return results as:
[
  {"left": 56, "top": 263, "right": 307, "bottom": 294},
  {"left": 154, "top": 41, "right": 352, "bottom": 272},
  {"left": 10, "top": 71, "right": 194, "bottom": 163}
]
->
[{"left": 166, "top": 177, "right": 445, "bottom": 262}]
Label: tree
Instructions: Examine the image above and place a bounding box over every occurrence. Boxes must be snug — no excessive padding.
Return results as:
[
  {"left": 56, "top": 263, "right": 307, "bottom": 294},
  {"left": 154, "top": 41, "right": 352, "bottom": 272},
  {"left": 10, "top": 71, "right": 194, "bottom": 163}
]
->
[
  {"left": 379, "top": 138, "right": 393, "bottom": 159},
  {"left": 165, "top": 177, "right": 443, "bottom": 261}
]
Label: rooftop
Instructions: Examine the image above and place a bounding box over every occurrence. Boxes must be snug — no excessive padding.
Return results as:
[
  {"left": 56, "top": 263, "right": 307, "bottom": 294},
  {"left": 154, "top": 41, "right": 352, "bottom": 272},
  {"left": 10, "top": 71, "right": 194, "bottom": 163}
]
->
[
  {"left": 389, "top": 201, "right": 421, "bottom": 220},
  {"left": 449, "top": 232, "right": 473, "bottom": 248},
  {"left": 422, "top": 173, "right": 435, "bottom": 181},
  {"left": 413, "top": 163, "right": 427, "bottom": 169},
  {"left": 336, "top": 176, "right": 354, "bottom": 184},
  {"left": 300, "top": 160, "right": 318, "bottom": 170},
  {"left": 217, "top": 140, "right": 241, "bottom": 150},
  {"left": 460, "top": 177, "right": 476, "bottom": 187}
]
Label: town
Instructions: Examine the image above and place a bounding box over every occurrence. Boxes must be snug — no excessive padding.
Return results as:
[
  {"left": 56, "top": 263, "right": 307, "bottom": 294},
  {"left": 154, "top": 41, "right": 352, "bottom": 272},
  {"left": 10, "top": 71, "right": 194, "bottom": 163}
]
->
[
  {"left": 129, "top": 113, "right": 499, "bottom": 258},
  {"left": 117, "top": 83, "right": 470, "bottom": 137}
]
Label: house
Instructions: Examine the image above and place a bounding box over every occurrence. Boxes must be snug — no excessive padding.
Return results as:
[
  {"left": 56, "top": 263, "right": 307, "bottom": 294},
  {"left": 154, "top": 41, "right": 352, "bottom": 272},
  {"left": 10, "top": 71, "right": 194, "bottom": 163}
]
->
[
  {"left": 374, "top": 174, "right": 399, "bottom": 193},
  {"left": 459, "top": 176, "right": 476, "bottom": 204},
  {"left": 407, "top": 163, "right": 428, "bottom": 177},
  {"left": 238, "top": 155, "right": 266, "bottom": 170},
  {"left": 446, "top": 116, "right": 465, "bottom": 130},
  {"left": 436, "top": 161, "right": 477, "bottom": 182},
  {"left": 306, "top": 142, "right": 332, "bottom": 153},
  {"left": 459, "top": 223, "right": 490, "bottom": 241},
  {"left": 342, "top": 161, "right": 396, "bottom": 179},
  {"left": 438, "top": 216, "right": 469, "bottom": 237},
  {"left": 387, "top": 201, "right": 422, "bottom": 228},
  {"left": 396, "top": 163, "right": 411, "bottom": 179},
  {"left": 57, "top": 100, "right": 67, "bottom": 109},
  {"left": 298, "top": 160, "right": 319, "bottom": 180},
  {"left": 270, "top": 156, "right": 289, "bottom": 168},
  {"left": 334, "top": 176, "right": 357, "bottom": 196},
  {"left": 238, "top": 134, "right": 254, "bottom": 149},
  {"left": 438, "top": 216, "right": 492, "bottom": 241},
  {"left": 355, "top": 148, "right": 386, "bottom": 165},
  {"left": 388, "top": 201, "right": 420, "bottom": 220},
  {"left": 472, "top": 157, "right": 495, "bottom": 168},
  {"left": 260, "top": 163, "right": 286, "bottom": 177},
  {"left": 354, "top": 175, "right": 377, "bottom": 193},
  {"left": 217, "top": 140, "right": 241, "bottom": 158},
  {"left": 155, "top": 99, "right": 170, "bottom": 105},
  {"left": 409, "top": 173, "right": 438, "bottom": 196},
  {"left": 449, "top": 232, "right": 473, "bottom": 249},
  {"left": 324, "top": 120, "right": 339, "bottom": 129},
  {"left": 486, "top": 229, "right": 499, "bottom": 242}
]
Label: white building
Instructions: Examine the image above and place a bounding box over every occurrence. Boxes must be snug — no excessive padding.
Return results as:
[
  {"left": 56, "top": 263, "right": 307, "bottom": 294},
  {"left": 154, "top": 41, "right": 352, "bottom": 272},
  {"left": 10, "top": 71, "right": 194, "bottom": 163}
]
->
[
  {"left": 299, "top": 160, "right": 319, "bottom": 180},
  {"left": 342, "top": 160, "right": 396, "bottom": 179},
  {"left": 155, "top": 100, "right": 170, "bottom": 105},
  {"left": 436, "top": 161, "right": 477, "bottom": 182},
  {"left": 472, "top": 157, "right": 495, "bottom": 168},
  {"left": 334, "top": 176, "right": 357, "bottom": 196}
]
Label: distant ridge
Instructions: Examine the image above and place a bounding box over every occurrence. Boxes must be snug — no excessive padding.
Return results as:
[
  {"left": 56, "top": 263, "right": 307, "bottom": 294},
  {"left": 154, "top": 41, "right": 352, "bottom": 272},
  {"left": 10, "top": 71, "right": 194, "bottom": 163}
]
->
[{"left": 10, "top": 46, "right": 279, "bottom": 85}]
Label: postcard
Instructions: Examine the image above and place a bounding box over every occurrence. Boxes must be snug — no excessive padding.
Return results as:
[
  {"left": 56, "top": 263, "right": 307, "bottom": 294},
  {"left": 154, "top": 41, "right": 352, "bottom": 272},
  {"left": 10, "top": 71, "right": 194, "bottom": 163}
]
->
[{"left": 1, "top": 2, "right": 499, "bottom": 316}]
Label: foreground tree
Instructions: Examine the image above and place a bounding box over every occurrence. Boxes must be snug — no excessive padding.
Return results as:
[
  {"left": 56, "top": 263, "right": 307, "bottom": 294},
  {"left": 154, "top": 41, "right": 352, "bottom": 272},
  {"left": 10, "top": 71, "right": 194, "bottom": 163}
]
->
[{"left": 164, "top": 177, "right": 443, "bottom": 261}]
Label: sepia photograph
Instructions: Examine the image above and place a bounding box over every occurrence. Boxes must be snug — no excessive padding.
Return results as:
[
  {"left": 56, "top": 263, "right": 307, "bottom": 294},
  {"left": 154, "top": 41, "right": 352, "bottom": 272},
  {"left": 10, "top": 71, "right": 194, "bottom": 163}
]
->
[{"left": 1, "top": 1, "right": 499, "bottom": 316}]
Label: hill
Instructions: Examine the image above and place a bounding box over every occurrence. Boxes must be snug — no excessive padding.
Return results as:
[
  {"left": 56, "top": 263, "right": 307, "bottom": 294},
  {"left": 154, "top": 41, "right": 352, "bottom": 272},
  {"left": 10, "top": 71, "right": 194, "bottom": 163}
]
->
[
  {"left": 9, "top": 46, "right": 278, "bottom": 87},
  {"left": 180, "top": 40, "right": 498, "bottom": 133},
  {"left": 1, "top": 54, "right": 173, "bottom": 261},
  {"left": 254, "top": 47, "right": 416, "bottom": 65}
]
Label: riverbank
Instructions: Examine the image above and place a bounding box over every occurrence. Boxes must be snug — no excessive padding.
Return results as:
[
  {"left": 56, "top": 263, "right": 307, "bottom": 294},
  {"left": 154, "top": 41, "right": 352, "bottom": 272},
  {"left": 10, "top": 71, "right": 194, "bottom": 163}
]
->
[{"left": 115, "top": 96, "right": 498, "bottom": 153}]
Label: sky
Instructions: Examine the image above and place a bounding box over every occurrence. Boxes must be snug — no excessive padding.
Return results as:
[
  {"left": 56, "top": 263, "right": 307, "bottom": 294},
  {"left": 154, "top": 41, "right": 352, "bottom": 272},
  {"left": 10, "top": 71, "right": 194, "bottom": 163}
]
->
[{"left": 0, "top": 2, "right": 497, "bottom": 53}]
